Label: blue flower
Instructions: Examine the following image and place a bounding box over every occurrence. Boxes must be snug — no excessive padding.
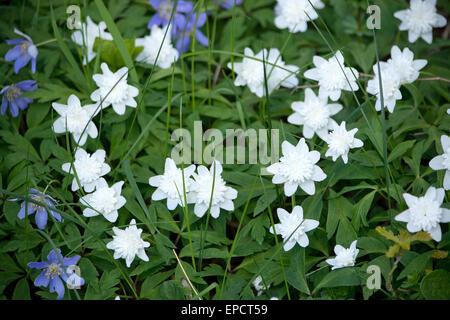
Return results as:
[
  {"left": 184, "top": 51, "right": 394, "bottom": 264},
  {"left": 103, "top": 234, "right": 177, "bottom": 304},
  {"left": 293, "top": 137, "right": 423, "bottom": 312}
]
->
[
  {"left": 1, "top": 80, "right": 37, "bottom": 117},
  {"left": 176, "top": 12, "right": 209, "bottom": 54},
  {"left": 148, "top": 0, "right": 193, "bottom": 36},
  {"left": 28, "top": 249, "right": 84, "bottom": 300},
  {"left": 12, "top": 188, "right": 62, "bottom": 229},
  {"left": 5, "top": 28, "right": 38, "bottom": 74},
  {"left": 217, "top": 0, "right": 243, "bottom": 10}
]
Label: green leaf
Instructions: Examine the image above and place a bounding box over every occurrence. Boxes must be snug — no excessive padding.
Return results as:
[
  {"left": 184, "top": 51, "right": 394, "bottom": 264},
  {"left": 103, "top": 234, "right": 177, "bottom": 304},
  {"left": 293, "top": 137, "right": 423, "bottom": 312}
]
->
[
  {"left": 286, "top": 247, "right": 309, "bottom": 294},
  {"left": 420, "top": 270, "right": 450, "bottom": 300},
  {"left": 12, "top": 278, "right": 31, "bottom": 300},
  {"left": 159, "top": 280, "right": 185, "bottom": 300},
  {"left": 387, "top": 140, "right": 415, "bottom": 162},
  {"left": 313, "top": 268, "right": 361, "bottom": 294},
  {"left": 398, "top": 251, "right": 433, "bottom": 280},
  {"left": 140, "top": 270, "right": 174, "bottom": 298},
  {"left": 353, "top": 190, "right": 376, "bottom": 227}
]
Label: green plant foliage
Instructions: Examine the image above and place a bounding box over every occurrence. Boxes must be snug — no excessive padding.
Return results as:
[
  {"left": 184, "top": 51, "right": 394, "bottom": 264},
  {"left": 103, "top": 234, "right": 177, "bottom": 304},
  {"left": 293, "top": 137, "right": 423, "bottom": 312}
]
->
[{"left": 0, "top": 0, "right": 449, "bottom": 301}]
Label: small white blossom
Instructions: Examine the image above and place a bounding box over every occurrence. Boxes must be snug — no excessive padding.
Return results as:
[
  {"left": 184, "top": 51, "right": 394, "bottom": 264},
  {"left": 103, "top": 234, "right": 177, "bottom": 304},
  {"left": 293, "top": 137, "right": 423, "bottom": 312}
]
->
[
  {"left": 149, "top": 158, "right": 196, "bottom": 210},
  {"left": 135, "top": 25, "right": 179, "bottom": 69},
  {"left": 106, "top": 219, "right": 150, "bottom": 267},
  {"left": 384, "top": 46, "right": 427, "bottom": 84},
  {"left": 270, "top": 297, "right": 279, "bottom": 300},
  {"left": 91, "top": 63, "right": 139, "bottom": 115},
  {"left": 62, "top": 148, "right": 110, "bottom": 192},
  {"left": 253, "top": 275, "right": 270, "bottom": 296},
  {"left": 394, "top": 0, "right": 447, "bottom": 44},
  {"left": 303, "top": 51, "right": 359, "bottom": 101},
  {"left": 287, "top": 88, "right": 342, "bottom": 140},
  {"left": 227, "top": 47, "right": 299, "bottom": 98},
  {"left": 325, "top": 121, "right": 363, "bottom": 164},
  {"left": 367, "top": 63, "right": 402, "bottom": 113},
  {"left": 71, "top": 16, "right": 113, "bottom": 65},
  {"left": 267, "top": 138, "right": 326, "bottom": 196},
  {"left": 326, "top": 240, "right": 359, "bottom": 270},
  {"left": 270, "top": 206, "right": 319, "bottom": 251},
  {"left": 274, "top": 0, "right": 324, "bottom": 33},
  {"left": 429, "top": 135, "right": 450, "bottom": 190},
  {"left": 190, "top": 161, "right": 238, "bottom": 219},
  {"left": 80, "top": 178, "right": 126, "bottom": 223},
  {"left": 52, "top": 94, "right": 99, "bottom": 146},
  {"left": 395, "top": 187, "right": 450, "bottom": 242}
]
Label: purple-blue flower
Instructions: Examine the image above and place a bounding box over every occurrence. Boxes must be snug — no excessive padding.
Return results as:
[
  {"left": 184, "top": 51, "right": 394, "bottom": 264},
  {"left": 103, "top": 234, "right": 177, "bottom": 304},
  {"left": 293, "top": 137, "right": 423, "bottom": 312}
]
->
[
  {"left": 28, "top": 249, "right": 84, "bottom": 300},
  {"left": 217, "top": 0, "right": 243, "bottom": 10},
  {"left": 148, "top": 0, "right": 193, "bottom": 36},
  {"left": 5, "top": 28, "right": 38, "bottom": 74},
  {"left": 12, "top": 188, "right": 62, "bottom": 229},
  {"left": 176, "top": 12, "right": 209, "bottom": 54},
  {"left": 1, "top": 80, "right": 37, "bottom": 117}
]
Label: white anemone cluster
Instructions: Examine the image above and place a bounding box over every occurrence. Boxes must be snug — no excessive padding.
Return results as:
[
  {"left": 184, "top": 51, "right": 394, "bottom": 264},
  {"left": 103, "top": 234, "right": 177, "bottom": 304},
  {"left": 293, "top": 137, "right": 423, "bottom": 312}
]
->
[
  {"left": 52, "top": 95, "right": 99, "bottom": 146},
  {"left": 149, "top": 158, "right": 238, "bottom": 219},
  {"left": 367, "top": 45, "right": 427, "bottom": 113},
  {"left": 52, "top": 62, "right": 139, "bottom": 146},
  {"left": 326, "top": 240, "right": 359, "bottom": 270},
  {"left": 274, "top": 0, "right": 325, "bottom": 33},
  {"left": 267, "top": 138, "right": 326, "bottom": 196},
  {"left": 270, "top": 205, "right": 319, "bottom": 251},
  {"left": 253, "top": 275, "right": 271, "bottom": 296},
  {"left": 324, "top": 121, "right": 363, "bottom": 164},
  {"left": 62, "top": 148, "right": 110, "bottom": 192},
  {"left": 303, "top": 51, "right": 359, "bottom": 102},
  {"left": 429, "top": 135, "right": 450, "bottom": 190},
  {"left": 106, "top": 219, "right": 150, "bottom": 267},
  {"left": 287, "top": 88, "right": 342, "bottom": 140},
  {"left": 51, "top": 60, "right": 142, "bottom": 266},
  {"left": 395, "top": 187, "right": 450, "bottom": 242},
  {"left": 91, "top": 63, "right": 139, "bottom": 115},
  {"left": 71, "top": 16, "right": 113, "bottom": 65},
  {"left": 394, "top": 0, "right": 447, "bottom": 44},
  {"left": 135, "top": 25, "right": 179, "bottom": 69},
  {"left": 227, "top": 47, "right": 299, "bottom": 98}
]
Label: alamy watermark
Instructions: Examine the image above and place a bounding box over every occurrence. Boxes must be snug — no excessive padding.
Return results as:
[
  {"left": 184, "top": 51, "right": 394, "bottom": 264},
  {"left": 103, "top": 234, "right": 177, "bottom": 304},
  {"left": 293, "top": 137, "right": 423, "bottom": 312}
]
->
[{"left": 367, "top": 5, "right": 381, "bottom": 30}]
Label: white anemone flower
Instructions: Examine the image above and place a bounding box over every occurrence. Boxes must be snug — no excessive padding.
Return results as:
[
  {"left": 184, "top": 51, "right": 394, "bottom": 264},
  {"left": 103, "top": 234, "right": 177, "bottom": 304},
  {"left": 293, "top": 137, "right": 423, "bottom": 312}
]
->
[
  {"left": 190, "top": 161, "right": 238, "bottom": 219},
  {"left": 91, "top": 63, "right": 139, "bottom": 115},
  {"left": 135, "top": 25, "right": 179, "bottom": 69},
  {"left": 71, "top": 16, "right": 113, "bottom": 65},
  {"left": 267, "top": 138, "right": 326, "bottom": 196},
  {"left": 429, "top": 135, "right": 450, "bottom": 190},
  {"left": 385, "top": 46, "right": 427, "bottom": 84},
  {"left": 149, "top": 158, "right": 196, "bottom": 210},
  {"left": 253, "top": 275, "right": 270, "bottom": 296},
  {"left": 326, "top": 240, "right": 359, "bottom": 270},
  {"left": 367, "top": 63, "right": 402, "bottom": 113},
  {"left": 395, "top": 187, "right": 450, "bottom": 242},
  {"left": 270, "top": 206, "right": 319, "bottom": 251},
  {"left": 287, "top": 88, "right": 342, "bottom": 140},
  {"left": 394, "top": 0, "right": 447, "bottom": 44},
  {"left": 62, "top": 148, "right": 110, "bottom": 192},
  {"left": 80, "top": 178, "right": 126, "bottom": 223},
  {"left": 52, "top": 94, "right": 99, "bottom": 146},
  {"left": 106, "top": 219, "right": 150, "bottom": 267},
  {"left": 303, "top": 51, "right": 359, "bottom": 101},
  {"left": 274, "top": 0, "right": 325, "bottom": 33},
  {"left": 227, "top": 47, "right": 299, "bottom": 98},
  {"left": 325, "top": 121, "right": 363, "bottom": 164}
]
